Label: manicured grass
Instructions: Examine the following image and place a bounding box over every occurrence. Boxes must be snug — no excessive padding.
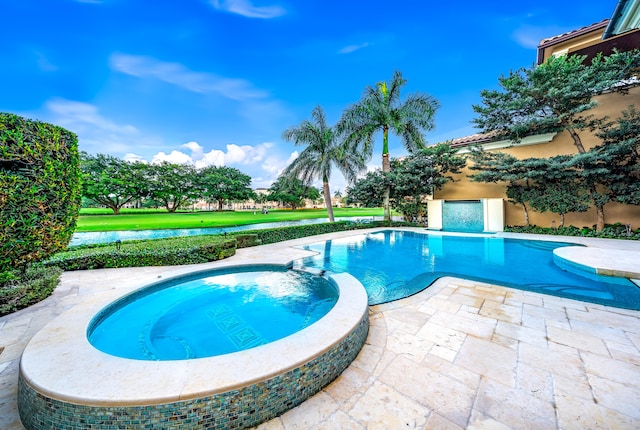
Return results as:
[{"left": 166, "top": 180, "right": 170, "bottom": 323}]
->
[{"left": 76, "top": 208, "right": 385, "bottom": 232}]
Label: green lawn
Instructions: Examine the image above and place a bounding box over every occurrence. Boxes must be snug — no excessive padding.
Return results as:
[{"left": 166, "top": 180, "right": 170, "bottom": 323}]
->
[{"left": 76, "top": 208, "right": 386, "bottom": 232}]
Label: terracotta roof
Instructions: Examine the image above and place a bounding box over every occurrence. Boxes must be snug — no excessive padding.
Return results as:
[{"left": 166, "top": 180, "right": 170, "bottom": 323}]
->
[
  {"left": 538, "top": 19, "right": 609, "bottom": 47},
  {"left": 447, "top": 131, "right": 500, "bottom": 148}
]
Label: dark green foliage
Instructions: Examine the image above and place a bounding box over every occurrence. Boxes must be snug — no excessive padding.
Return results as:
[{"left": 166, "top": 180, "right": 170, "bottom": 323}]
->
[
  {"left": 44, "top": 235, "right": 236, "bottom": 270},
  {"left": 198, "top": 165, "right": 254, "bottom": 211},
  {"left": 282, "top": 105, "right": 366, "bottom": 222},
  {"left": 268, "top": 176, "right": 320, "bottom": 210},
  {"left": 233, "top": 234, "right": 262, "bottom": 248},
  {"left": 0, "top": 113, "right": 81, "bottom": 272},
  {"left": 81, "top": 152, "right": 149, "bottom": 214},
  {"left": 148, "top": 162, "right": 199, "bottom": 212},
  {"left": 338, "top": 70, "right": 439, "bottom": 220},
  {"left": 345, "top": 171, "right": 387, "bottom": 208},
  {"left": 0, "top": 265, "right": 63, "bottom": 317},
  {"left": 505, "top": 223, "right": 640, "bottom": 240}
]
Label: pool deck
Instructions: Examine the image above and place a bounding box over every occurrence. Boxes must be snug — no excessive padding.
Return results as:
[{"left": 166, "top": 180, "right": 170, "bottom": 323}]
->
[{"left": 2, "top": 228, "right": 640, "bottom": 429}]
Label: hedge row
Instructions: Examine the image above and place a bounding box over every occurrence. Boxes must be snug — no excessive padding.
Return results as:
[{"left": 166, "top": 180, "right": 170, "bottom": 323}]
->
[
  {"left": 44, "top": 235, "right": 236, "bottom": 271},
  {"left": 0, "top": 265, "right": 63, "bottom": 317},
  {"left": 505, "top": 223, "right": 640, "bottom": 240},
  {"left": 44, "top": 220, "right": 396, "bottom": 271}
]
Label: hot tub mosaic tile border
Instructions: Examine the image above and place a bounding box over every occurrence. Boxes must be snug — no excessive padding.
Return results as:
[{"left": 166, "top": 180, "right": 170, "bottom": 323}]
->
[{"left": 18, "top": 315, "right": 369, "bottom": 430}]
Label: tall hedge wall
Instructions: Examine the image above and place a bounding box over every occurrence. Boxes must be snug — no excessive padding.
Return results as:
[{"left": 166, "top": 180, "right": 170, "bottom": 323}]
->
[{"left": 0, "top": 113, "right": 81, "bottom": 272}]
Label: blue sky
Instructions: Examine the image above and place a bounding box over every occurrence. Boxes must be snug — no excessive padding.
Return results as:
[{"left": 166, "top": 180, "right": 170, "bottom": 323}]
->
[{"left": 2, "top": 0, "right": 615, "bottom": 191}]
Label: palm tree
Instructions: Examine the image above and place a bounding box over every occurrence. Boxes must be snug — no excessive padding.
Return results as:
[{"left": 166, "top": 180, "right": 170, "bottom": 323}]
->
[
  {"left": 338, "top": 70, "right": 439, "bottom": 221},
  {"left": 282, "top": 106, "right": 365, "bottom": 222}
]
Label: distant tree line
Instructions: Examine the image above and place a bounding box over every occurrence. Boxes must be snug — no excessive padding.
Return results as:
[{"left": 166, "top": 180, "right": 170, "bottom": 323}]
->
[{"left": 80, "top": 153, "right": 322, "bottom": 214}]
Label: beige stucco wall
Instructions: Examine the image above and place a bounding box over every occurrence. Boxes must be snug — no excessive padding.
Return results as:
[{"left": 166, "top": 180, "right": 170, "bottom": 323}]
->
[{"left": 436, "top": 86, "right": 640, "bottom": 229}]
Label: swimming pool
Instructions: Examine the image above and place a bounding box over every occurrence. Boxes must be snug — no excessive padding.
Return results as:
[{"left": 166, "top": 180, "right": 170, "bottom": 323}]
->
[
  {"left": 88, "top": 267, "right": 338, "bottom": 360},
  {"left": 297, "top": 230, "right": 640, "bottom": 309}
]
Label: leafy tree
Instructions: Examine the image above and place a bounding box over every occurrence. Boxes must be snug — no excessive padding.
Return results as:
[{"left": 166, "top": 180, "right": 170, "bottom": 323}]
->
[
  {"left": 567, "top": 105, "right": 640, "bottom": 228},
  {"left": 80, "top": 152, "right": 148, "bottom": 214},
  {"left": 472, "top": 50, "right": 640, "bottom": 229},
  {"left": 389, "top": 143, "right": 466, "bottom": 222},
  {"left": 147, "top": 162, "right": 199, "bottom": 212},
  {"left": 198, "top": 165, "right": 254, "bottom": 211},
  {"left": 268, "top": 176, "right": 320, "bottom": 210},
  {"left": 339, "top": 70, "right": 439, "bottom": 221},
  {"left": 282, "top": 106, "right": 365, "bottom": 222},
  {"left": 525, "top": 156, "right": 590, "bottom": 227},
  {"left": 345, "top": 171, "right": 387, "bottom": 208},
  {"left": 468, "top": 149, "right": 534, "bottom": 225}
]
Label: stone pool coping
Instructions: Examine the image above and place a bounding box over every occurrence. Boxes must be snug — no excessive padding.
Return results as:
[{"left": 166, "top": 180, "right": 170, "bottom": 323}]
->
[
  {"left": 19, "top": 262, "right": 369, "bottom": 407},
  {"left": 554, "top": 246, "right": 640, "bottom": 280}
]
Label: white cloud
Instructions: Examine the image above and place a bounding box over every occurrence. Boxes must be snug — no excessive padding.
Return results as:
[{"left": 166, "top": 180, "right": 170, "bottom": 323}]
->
[
  {"left": 210, "top": 0, "right": 285, "bottom": 19},
  {"left": 123, "top": 153, "right": 148, "bottom": 163},
  {"left": 338, "top": 42, "right": 370, "bottom": 54},
  {"left": 43, "top": 98, "right": 162, "bottom": 154},
  {"left": 109, "top": 53, "right": 268, "bottom": 101},
  {"left": 225, "top": 142, "right": 271, "bottom": 164}
]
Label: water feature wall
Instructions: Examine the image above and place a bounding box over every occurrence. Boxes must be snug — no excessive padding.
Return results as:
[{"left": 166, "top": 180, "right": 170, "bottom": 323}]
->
[{"left": 427, "top": 199, "right": 504, "bottom": 232}]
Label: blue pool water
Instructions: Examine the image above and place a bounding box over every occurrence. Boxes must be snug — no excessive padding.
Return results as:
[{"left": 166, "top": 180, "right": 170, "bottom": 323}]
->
[
  {"left": 298, "top": 230, "right": 640, "bottom": 309},
  {"left": 88, "top": 266, "right": 338, "bottom": 360}
]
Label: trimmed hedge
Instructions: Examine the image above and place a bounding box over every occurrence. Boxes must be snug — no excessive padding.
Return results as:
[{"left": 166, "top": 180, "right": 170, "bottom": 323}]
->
[
  {"left": 232, "top": 220, "right": 389, "bottom": 247},
  {"left": 0, "top": 265, "right": 63, "bottom": 317},
  {"left": 505, "top": 223, "right": 640, "bottom": 240},
  {"left": 45, "top": 235, "right": 237, "bottom": 271},
  {"left": 0, "top": 113, "right": 81, "bottom": 272}
]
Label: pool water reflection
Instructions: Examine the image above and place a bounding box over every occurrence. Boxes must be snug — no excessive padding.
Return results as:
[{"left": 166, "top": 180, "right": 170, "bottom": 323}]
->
[{"left": 297, "top": 230, "right": 640, "bottom": 310}]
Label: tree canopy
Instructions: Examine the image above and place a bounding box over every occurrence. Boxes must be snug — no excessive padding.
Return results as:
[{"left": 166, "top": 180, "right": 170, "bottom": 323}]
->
[
  {"left": 339, "top": 70, "right": 439, "bottom": 221},
  {"left": 268, "top": 176, "right": 320, "bottom": 210},
  {"left": 81, "top": 152, "right": 148, "bottom": 214},
  {"left": 282, "top": 105, "right": 365, "bottom": 222},
  {"left": 198, "top": 165, "right": 254, "bottom": 211}
]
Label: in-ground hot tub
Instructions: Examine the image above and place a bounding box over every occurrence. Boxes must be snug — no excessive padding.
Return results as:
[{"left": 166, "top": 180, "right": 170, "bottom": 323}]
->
[{"left": 18, "top": 264, "right": 369, "bottom": 429}]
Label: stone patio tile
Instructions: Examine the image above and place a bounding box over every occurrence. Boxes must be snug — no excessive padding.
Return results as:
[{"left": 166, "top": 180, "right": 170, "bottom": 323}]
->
[
  {"left": 547, "top": 325, "right": 610, "bottom": 355},
  {"left": 567, "top": 308, "right": 640, "bottom": 334},
  {"left": 422, "top": 353, "right": 481, "bottom": 388},
  {"left": 448, "top": 290, "right": 485, "bottom": 308},
  {"left": 567, "top": 318, "right": 632, "bottom": 345},
  {"left": 416, "top": 321, "right": 466, "bottom": 352},
  {"left": 581, "top": 351, "right": 640, "bottom": 386},
  {"left": 607, "top": 342, "right": 640, "bottom": 367},
  {"left": 518, "top": 342, "right": 585, "bottom": 381},
  {"left": 474, "top": 378, "right": 556, "bottom": 430},
  {"left": 516, "top": 362, "right": 554, "bottom": 403},
  {"left": 479, "top": 300, "right": 522, "bottom": 324},
  {"left": 365, "top": 322, "right": 387, "bottom": 348},
  {"left": 350, "top": 344, "right": 383, "bottom": 374},
  {"left": 507, "top": 291, "right": 543, "bottom": 307},
  {"left": 279, "top": 392, "right": 340, "bottom": 430},
  {"left": 554, "top": 387, "right": 611, "bottom": 430},
  {"left": 310, "top": 411, "right": 362, "bottom": 430},
  {"left": 494, "top": 320, "right": 548, "bottom": 348},
  {"left": 385, "top": 330, "right": 434, "bottom": 363},
  {"left": 467, "top": 410, "right": 513, "bottom": 430},
  {"left": 542, "top": 295, "right": 587, "bottom": 312},
  {"left": 323, "top": 365, "right": 371, "bottom": 404},
  {"left": 522, "top": 303, "right": 567, "bottom": 328},
  {"left": 430, "top": 310, "right": 496, "bottom": 340},
  {"left": 379, "top": 355, "right": 475, "bottom": 428},
  {"left": 346, "top": 380, "right": 429, "bottom": 429},
  {"left": 430, "top": 344, "right": 458, "bottom": 362},
  {"left": 422, "top": 296, "right": 462, "bottom": 314},
  {"left": 455, "top": 336, "right": 517, "bottom": 387},
  {"left": 425, "top": 412, "right": 465, "bottom": 430},
  {"left": 553, "top": 373, "right": 594, "bottom": 402},
  {"left": 588, "top": 374, "right": 640, "bottom": 420}
]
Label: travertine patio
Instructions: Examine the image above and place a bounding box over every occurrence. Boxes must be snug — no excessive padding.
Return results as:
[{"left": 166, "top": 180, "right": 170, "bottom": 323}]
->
[{"left": 2, "top": 229, "right": 639, "bottom": 429}]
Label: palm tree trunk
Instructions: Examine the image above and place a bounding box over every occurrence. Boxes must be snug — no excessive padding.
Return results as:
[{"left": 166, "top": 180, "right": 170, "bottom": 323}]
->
[
  {"left": 382, "top": 126, "right": 391, "bottom": 221},
  {"left": 322, "top": 180, "right": 335, "bottom": 222}
]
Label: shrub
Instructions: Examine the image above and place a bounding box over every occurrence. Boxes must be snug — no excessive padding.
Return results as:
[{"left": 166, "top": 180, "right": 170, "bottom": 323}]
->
[
  {"left": 505, "top": 223, "right": 640, "bottom": 240},
  {"left": 0, "top": 113, "right": 81, "bottom": 273},
  {"left": 0, "top": 265, "right": 63, "bottom": 317},
  {"left": 45, "top": 235, "right": 236, "bottom": 271}
]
